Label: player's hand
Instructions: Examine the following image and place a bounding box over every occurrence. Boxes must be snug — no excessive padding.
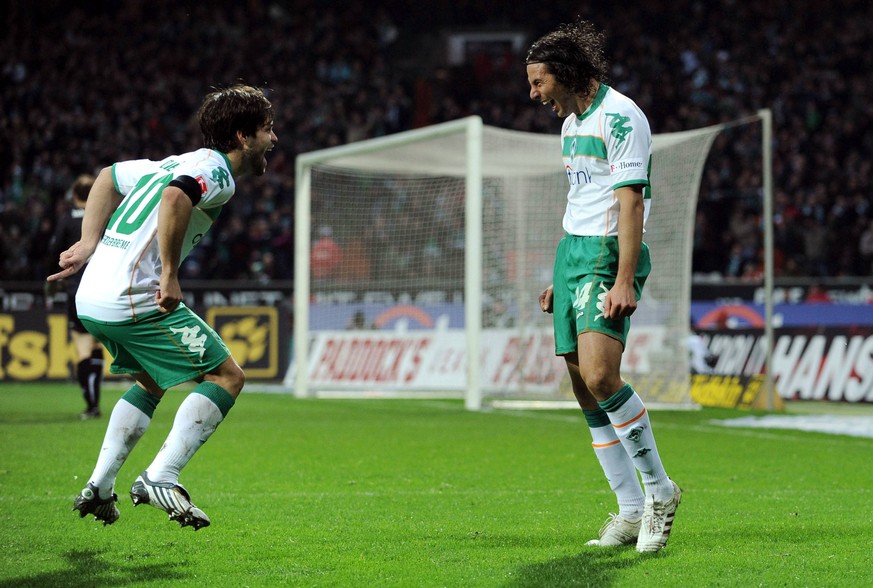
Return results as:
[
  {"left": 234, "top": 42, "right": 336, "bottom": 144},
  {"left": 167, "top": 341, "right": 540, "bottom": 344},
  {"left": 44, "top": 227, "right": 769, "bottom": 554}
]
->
[
  {"left": 603, "top": 282, "right": 637, "bottom": 319},
  {"left": 539, "top": 285, "right": 554, "bottom": 314},
  {"left": 47, "top": 241, "right": 90, "bottom": 282},
  {"left": 156, "top": 275, "right": 183, "bottom": 313}
]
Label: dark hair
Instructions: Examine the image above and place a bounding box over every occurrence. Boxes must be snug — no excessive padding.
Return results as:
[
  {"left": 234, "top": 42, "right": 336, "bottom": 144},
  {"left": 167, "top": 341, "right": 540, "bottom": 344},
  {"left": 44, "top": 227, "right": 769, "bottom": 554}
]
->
[
  {"left": 525, "top": 18, "right": 609, "bottom": 99},
  {"left": 71, "top": 174, "right": 95, "bottom": 201},
  {"left": 197, "top": 84, "right": 273, "bottom": 153}
]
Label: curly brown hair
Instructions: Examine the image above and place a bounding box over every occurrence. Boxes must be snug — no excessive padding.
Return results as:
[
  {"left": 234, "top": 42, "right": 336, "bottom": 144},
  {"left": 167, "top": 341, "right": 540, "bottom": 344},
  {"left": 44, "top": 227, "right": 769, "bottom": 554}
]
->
[{"left": 525, "top": 18, "right": 609, "bottom": 102}]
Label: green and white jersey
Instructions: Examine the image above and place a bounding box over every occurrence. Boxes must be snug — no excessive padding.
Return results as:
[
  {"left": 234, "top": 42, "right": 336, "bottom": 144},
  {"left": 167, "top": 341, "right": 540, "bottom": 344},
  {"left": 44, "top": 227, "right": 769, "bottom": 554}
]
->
[
  {"left": 560, "top": 84, "right": 652, "bottom": 236},
  {"left": 77, "top": 148, "right": 235, "bottom": 323}
]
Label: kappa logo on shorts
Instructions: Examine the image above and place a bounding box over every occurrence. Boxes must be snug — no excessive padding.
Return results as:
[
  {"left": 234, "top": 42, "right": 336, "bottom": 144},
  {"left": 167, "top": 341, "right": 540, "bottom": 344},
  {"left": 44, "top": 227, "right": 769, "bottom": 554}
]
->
[
  {"left": 170, "top": 326, "right": 207, "bottom": 360},
  {"left": 573, "top": 282, "right": 609, "bottom": 320}
]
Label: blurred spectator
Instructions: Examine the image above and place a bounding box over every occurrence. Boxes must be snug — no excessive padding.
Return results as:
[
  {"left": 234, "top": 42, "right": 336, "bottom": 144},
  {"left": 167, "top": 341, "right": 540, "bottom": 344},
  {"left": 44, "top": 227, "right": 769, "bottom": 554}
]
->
[
  {"left": 859, "top": 219, "right": 873, "bottom": 274},
  {"left": 805, "top": 283, "right": 832, "bottom": 304},
  {"left": 311, "top": 226, "right": 343, "bottom": 280},
  {"left": 346, "top": 310, "right": 372, "bottom": 330},
  {"left": 801, "top": 215, "right": 830, "bottom": 277},
  {"left": 340, "top": 238, "right": 372, "bottom": 282},
  {"left": 0, "top": 222, "right": 31, "bottom": 279}
]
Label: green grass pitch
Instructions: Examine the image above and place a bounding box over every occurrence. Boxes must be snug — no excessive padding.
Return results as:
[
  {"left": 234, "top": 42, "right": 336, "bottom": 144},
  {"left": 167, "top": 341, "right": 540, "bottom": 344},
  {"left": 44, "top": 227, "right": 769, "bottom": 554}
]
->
[{"left": 1, "top": 382, "right": 871, "bottom": 587}]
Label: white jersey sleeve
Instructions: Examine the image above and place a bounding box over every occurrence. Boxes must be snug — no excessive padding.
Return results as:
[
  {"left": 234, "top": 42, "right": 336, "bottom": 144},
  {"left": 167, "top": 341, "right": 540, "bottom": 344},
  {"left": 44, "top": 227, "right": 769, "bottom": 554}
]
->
[{"left": 602, "top": 103, "right": 651, "bottom": 191}]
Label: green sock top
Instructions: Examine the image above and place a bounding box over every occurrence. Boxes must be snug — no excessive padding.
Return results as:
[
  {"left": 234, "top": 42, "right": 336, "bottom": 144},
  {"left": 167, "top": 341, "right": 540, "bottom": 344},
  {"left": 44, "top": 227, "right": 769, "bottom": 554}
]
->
[
  {"left": 194, "top": 381, "right": 236, "bottom": 417},
  {"left": 121, "top": 384, "right": 161, "bottom": 418},
  {"left": 582, "top": 408, "right": 612, "bottom": 428},
  {"left": 597, "top": 383, "right": 635, "bottom": 413}
]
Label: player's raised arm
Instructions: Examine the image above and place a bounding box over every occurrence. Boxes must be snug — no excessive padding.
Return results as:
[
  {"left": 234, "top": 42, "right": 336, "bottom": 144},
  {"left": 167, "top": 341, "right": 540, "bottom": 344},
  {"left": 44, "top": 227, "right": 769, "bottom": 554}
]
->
[{"left": 47, "top": 167, "right": 122, "bottom": 282}]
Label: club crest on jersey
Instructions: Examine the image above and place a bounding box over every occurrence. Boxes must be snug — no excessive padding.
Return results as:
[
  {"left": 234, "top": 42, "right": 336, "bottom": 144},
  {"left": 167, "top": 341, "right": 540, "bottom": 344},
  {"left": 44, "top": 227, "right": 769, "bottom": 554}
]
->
[{"left": 195, "top": 176, "right": 208, "bottom": 194}]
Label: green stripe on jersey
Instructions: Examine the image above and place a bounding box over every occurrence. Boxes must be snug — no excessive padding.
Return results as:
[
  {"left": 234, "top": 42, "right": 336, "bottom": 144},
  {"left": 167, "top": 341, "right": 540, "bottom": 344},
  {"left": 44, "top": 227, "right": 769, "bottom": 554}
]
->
[{"left": 562, "top": 135, "right": 607, "bottom": 160}]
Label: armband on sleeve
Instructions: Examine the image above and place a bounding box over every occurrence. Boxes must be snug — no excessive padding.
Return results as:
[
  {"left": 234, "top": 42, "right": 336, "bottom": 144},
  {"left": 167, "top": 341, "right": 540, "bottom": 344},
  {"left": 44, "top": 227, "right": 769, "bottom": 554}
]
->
[{"left": 168, "top": 175, "right": 203, "bottom": 206}]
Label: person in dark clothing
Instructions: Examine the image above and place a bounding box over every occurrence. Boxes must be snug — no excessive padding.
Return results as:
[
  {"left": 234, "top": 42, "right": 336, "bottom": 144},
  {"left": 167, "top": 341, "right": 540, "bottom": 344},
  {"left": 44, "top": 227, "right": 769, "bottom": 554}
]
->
[{"left": 47, "top": 174, "right": 105, "bottom": 419}]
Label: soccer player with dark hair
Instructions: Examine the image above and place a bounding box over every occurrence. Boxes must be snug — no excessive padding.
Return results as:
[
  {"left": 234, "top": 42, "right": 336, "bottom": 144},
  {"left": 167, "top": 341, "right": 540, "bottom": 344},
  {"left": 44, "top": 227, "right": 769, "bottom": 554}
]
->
[
  {"left": 526, "top": 19, "right": 681, "bottom": 552},
  {"left": 49, "top": 84, "right": 277, "bottom": 529},
  {"left": 47, "top": 174, "right": 105, "bottom": 419}
]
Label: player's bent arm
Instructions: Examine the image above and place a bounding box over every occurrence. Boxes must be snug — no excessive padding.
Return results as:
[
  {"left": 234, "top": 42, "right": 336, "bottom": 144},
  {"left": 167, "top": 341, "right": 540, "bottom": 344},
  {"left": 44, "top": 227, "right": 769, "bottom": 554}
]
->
[
  {"left": 80, "top": 167, "right": 123, "bottom": 253},
  {"left": 155, "top": 186, "right": 193, "bottom": 312},
  {"left": 157, "top": 186, "right": 193, "bottom": 274},
  {"left": 46, "top": 167, "right": 121, "bottom": 282},
  {"left": 605, "top": 185, "right": 644, "bottom": 318},
  {"left": 614, "top": 185, "right": 644, "bottom": 288}
]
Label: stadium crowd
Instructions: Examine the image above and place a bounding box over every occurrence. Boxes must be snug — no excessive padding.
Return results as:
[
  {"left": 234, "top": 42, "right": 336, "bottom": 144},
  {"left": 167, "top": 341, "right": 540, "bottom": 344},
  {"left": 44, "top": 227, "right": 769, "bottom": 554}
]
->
[{"left": 2, "top": 0, "right": 871, "bottom": 283}]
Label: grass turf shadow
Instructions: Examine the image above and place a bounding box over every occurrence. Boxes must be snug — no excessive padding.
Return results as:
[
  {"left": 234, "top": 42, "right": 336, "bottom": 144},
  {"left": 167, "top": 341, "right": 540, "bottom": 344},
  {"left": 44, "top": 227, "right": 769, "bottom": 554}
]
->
[
  {"left": 0, "top": 548, "right": 186, "bottom": 588},
  {"left": 505, "top": 546, "right": 659, "bottom": 588}
]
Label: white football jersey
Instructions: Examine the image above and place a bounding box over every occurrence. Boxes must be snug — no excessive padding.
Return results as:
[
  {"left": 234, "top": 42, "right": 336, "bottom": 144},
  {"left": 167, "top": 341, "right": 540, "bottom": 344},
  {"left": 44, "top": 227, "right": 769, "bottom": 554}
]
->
[
  {"left": 560, "top": 84, "right": 652, "bottom": 236},
  {"left": 77, "top": 148, "right": 235, "bottom": 322}
]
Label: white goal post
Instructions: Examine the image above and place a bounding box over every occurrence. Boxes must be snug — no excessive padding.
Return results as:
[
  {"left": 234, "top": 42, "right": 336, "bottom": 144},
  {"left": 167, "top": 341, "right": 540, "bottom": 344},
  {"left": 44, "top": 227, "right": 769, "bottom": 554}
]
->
[{"left": 287, "top": 112, "right": 773, "bottom": 410}]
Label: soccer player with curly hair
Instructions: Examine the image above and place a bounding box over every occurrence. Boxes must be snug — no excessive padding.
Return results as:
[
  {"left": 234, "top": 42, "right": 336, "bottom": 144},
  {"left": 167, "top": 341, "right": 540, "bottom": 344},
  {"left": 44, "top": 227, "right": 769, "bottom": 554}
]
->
[{"left": 526, "top": 19, "right": 681, "bottom": 553}]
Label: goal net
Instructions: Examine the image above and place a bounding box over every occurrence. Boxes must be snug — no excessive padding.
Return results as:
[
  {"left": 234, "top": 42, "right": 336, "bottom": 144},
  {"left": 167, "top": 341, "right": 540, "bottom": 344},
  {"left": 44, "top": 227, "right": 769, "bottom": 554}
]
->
[{"left": 286, "top": 115, "right": 764, "bottom": 409}]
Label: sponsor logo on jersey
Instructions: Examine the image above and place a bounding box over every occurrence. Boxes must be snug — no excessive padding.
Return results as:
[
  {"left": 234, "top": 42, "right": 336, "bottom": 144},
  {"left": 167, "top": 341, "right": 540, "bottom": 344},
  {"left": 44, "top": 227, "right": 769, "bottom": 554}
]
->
[
  {"left": 195, "top": 175, "right": 208, "bottom": 194},
  {"left": 101, "top": 235, "right": 130, "bottom": 249},
  {"left": 610, "top": 159, "right": 645, "bottom": 173},
  {"left": 566, "top": 165, "right": 593, "bottom": 186}
]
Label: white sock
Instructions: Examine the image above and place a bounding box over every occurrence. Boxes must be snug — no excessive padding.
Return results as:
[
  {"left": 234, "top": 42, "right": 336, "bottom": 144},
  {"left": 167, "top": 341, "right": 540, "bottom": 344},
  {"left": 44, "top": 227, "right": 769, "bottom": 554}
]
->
[
  {"left": 146, "top": 392, "right": 226, "bottom": 485},
  {"left": 88, "top": 398, "right": 151, "bottom": 499},
  {"left": 589, "top": 423, "right": 645, "bottom": 519},
  {"left": 602, "top": 386, "right": 672, "bottom": 501}
]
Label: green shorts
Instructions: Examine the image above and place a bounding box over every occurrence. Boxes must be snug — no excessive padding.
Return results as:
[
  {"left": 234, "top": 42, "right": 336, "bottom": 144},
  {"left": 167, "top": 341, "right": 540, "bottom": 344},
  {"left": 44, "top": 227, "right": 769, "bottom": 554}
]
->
[
  {"left": 80, "top": 304, "right": 231, "bottom": 390},
  {"left": 552, "top": 234, "right": 651, "bottom": 354}
]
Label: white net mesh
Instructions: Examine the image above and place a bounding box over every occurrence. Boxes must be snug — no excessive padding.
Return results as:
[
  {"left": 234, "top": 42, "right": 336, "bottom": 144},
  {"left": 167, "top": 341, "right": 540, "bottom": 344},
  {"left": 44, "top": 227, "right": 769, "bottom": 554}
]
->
[
  {"left": 291, "top": 117, "right": 746, "bottom": 407},
  {"left": 626, "top": 126, "right": 724, "bottom": 404}
]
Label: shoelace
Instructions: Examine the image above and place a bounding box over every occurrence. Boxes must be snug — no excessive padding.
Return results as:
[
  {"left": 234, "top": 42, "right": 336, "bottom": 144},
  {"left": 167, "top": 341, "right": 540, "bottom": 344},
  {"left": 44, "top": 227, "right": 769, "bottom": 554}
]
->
[
  {"left": 598, "top": 513, "right": 620, "bottom": 536},
  {"left": 644, "top": 501, "right": 667, "bottom": 533}
]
